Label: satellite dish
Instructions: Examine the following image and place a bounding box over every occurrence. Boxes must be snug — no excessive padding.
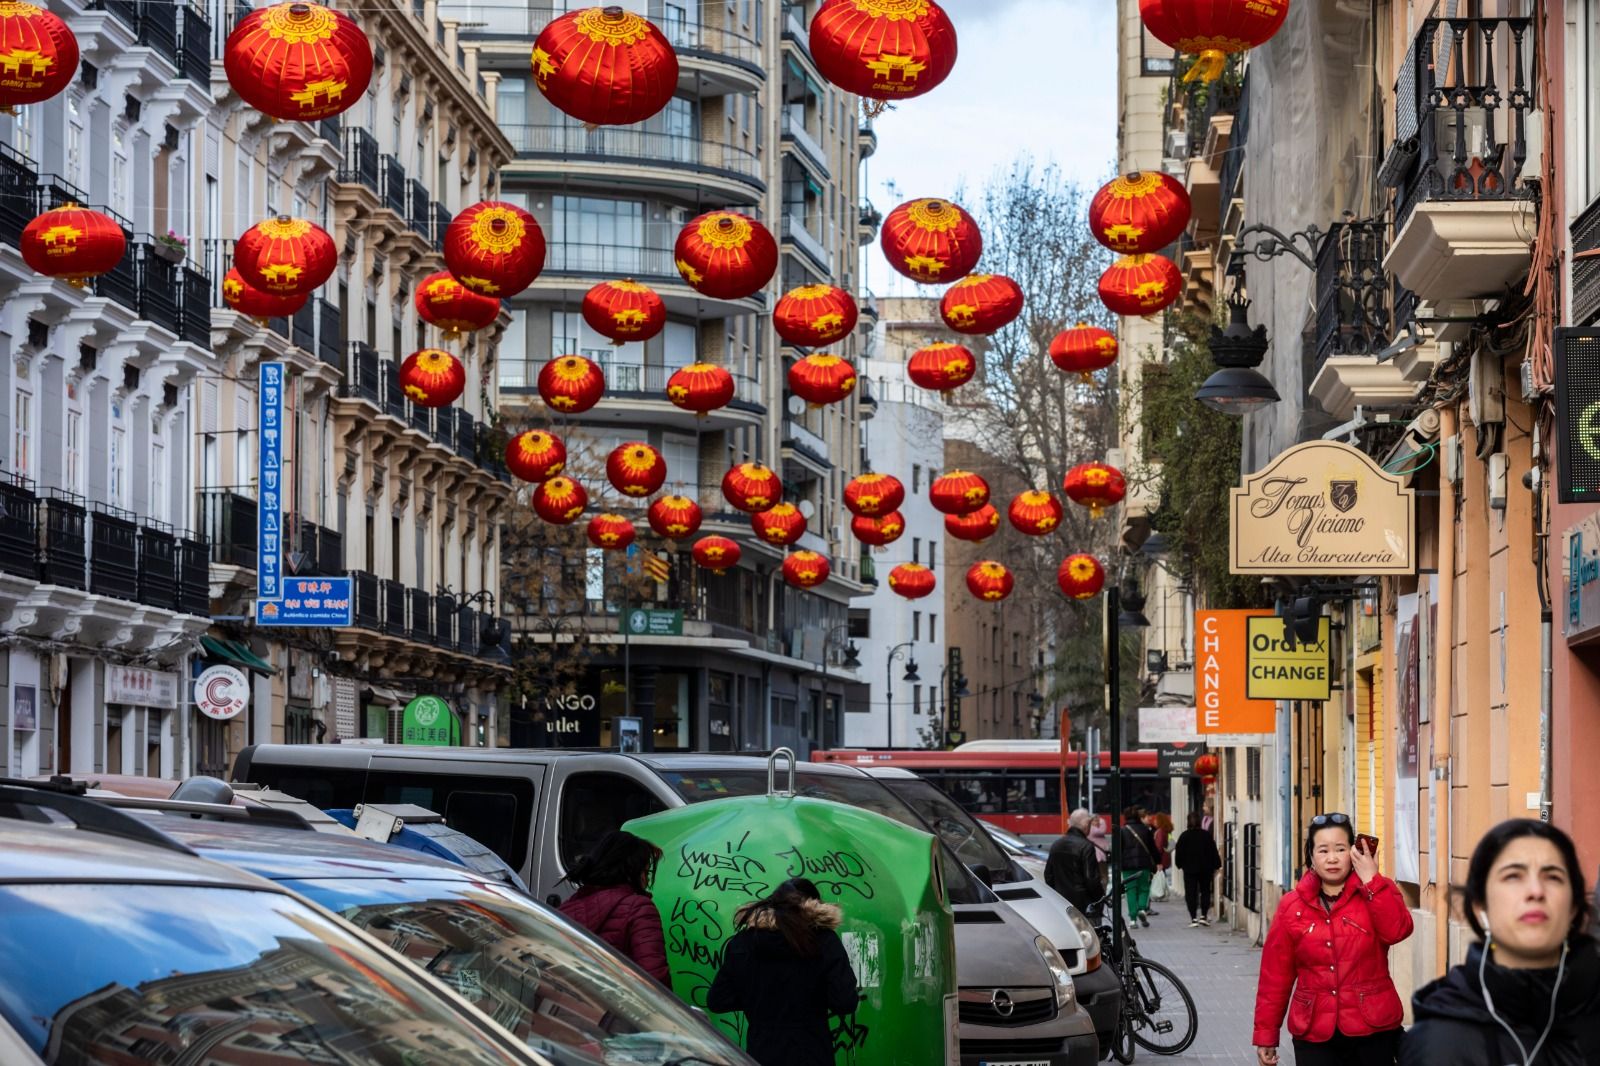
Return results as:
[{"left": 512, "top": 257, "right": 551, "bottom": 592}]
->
[{"left": 787, "top": 394, "right": 806, "bottom": 417}]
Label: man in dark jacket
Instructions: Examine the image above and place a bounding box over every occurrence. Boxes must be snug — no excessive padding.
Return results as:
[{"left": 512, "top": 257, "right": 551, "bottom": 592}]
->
[{"left": 1045, "top": 808, "right": 1104, "bottom": 914}]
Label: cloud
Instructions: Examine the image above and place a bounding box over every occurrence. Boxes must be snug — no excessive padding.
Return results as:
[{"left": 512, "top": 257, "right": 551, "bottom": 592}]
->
[{"left": 859, "top": 0, "right": 1117, "bottom": 296}]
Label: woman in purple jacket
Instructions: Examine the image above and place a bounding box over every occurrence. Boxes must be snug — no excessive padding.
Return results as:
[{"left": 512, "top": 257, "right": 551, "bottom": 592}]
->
[{"left": 558, "top": 830, "right": 671, "bottom": 982}]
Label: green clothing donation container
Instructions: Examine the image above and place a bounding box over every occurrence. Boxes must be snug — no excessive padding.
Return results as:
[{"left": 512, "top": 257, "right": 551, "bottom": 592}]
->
[{"left": 626, "top": 784, "right": 957, "bottom": 1065}]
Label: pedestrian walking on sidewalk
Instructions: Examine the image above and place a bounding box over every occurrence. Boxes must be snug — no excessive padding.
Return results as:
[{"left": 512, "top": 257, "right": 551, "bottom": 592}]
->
[
  {"left": 1120, "top": 805, "right": 1163, "bottom": 927},
  {"left": 558, "top": 830, "right": 671, "bottom": 983},
  {"left": 1046, "top": 808, "right": 1106, "bottom": 914},
  {"left": 1401, "top": 820, "right": 1600, "bottom": 1066},
  {"left": 707, "top": 877, "right": 861, "bottom": 1066},
  {"left": 1252, "top": 812, "right": 1413, "bottom": 1066},
  {"left": 1174, "top": 812, "right": 1222, "bottom": 927}
]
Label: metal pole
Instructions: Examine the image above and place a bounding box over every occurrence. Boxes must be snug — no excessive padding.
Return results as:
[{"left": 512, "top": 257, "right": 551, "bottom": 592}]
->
[
  {"left": 885, "top": 655, "right": 893, "bottom": 750},
  {"left": 1107, "top": 586, "right": 1124, "bottom": 959}
]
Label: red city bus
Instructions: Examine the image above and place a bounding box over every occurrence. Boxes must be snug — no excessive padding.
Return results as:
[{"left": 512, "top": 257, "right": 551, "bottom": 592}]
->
[{"left": 812, "top": 746, "right": 1168, "bottom": 841}]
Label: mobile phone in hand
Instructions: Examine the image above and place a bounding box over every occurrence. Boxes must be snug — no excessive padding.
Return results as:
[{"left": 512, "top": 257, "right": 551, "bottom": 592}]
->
[{"left": 1356, "top": 834, "right": 1380, "bottom": 856}]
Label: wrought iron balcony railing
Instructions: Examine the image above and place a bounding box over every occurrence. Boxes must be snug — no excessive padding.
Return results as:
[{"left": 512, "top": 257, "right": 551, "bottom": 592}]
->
[
  {"left": 1392, "top": 17, "right": 1538, "bottom": 231},
  {"left": 379, "top": 154, "right": 408, "bottom": 216},
  {"left": 501, "top": 124, "right": 763, "bottom": 186},
  {"left": 338, "top": 128, "right": 381, "bottom": 194},
  {"left": 1312, "top": 219, "right": 1404, "bottom": 368}
]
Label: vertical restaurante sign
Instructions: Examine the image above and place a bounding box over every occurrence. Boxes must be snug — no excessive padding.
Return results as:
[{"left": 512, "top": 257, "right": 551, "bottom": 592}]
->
[{"left": 1230, "top": 440, "right": 1416, "bottom": 576}]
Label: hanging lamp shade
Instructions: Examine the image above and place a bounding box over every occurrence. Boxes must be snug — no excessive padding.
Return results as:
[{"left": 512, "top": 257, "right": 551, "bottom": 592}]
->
[
  {"left": 222, "top": 1, "right": 373, "bottom": 121},
  {"left": 648, "top": 495, "right": 703, "bottom": 540},
  {"left": 674, "top": 211, "right": 778, "bottom": 300},
  {"left": 444, "top": 201, "right": 546, "bottom": 298},
  {"left": 666, "top": 362, "right": 736, "bottom": 417},
  {"left": 397, "top": 349, "right": 466, "bottom": 408},
  {"left": 505, "top": 430, "right": 567, "bottom": 483},
  {"left": 966, "top": 560, "right": 1015, "bottom": 602},
  {"left": 808, "top": 0, "right": 958, "bottom": 111},
  {"left": 606, "top": 442, "right": 668, "bottom": 498},
  {"left": 944, "top": 504, "right": 1000, "bottom": 542},
  {"left": 0, "top": 2, "right": 78, "bottom": 111},
  {"left": 538, "top": 355, "right": 606, "bottom": 414},
  {"left": 532, "top": 5, "right": 679, "bottom": 126},
  {"left": 843, "top": 472, "right": 905, "bottom": 517},
  {"left": 582, "top": 279, "right": 667, "bottom": 344},
  {"left": 693, "top": 535, "right": 742, "bottom": 574},
  {"left": 879, "top": 197, "right": 982, "bottom": 285},
  {"left": 234, "top": 216, "right": 337, "bottom": 298}
]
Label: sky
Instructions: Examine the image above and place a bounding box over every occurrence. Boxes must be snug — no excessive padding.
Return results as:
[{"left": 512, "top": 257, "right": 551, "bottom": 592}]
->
[{"left": 859, "top": 0, "right": 1118, "bottom": 299}]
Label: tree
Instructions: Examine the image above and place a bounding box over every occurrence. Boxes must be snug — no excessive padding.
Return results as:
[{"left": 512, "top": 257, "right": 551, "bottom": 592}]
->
[{"left": 944, "top": 159, "right": 1124, "bottom": 740}]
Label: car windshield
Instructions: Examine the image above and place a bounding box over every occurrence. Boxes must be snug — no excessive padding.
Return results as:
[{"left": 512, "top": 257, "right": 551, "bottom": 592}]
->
[
  {"left": 654, "top": 767, "right": 997, "bottom": 904},
  {"left": 977, "top": 819, "right": 1028, "bottom": 850},
  {"left": 881, "top": 777, "right": 1023, "bottom": 882},
  {"left": 289, "top": 876, "right": 752, "bottom": 1066},
  {"left": 0, "top": 883, "right": 526, "bottom": 1065}
]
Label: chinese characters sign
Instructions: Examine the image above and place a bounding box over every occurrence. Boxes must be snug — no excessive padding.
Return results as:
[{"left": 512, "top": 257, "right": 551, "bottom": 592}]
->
[{"left": 257, "top": 577, "right": 354, "bottom": 626}]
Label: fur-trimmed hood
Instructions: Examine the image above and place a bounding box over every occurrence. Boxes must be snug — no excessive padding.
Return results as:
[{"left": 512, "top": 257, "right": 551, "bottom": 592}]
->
[{"left": 735, "top": 896, "right": 842, "bottom": 931}]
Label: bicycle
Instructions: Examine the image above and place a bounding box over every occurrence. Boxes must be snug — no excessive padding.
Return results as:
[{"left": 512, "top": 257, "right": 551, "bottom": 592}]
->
[{"left": 1089, "top": 896, "right": 1199, "bottom": 1061}]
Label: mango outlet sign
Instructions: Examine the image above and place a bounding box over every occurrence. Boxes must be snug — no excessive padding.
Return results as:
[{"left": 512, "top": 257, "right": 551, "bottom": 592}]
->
[{"left": 1245, "top": 616, "right": 1332, "bottom": 701}]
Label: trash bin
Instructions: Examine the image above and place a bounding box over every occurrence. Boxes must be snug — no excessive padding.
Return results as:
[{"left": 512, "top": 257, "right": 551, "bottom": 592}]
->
[{"left": 626, "top": 751, "right": 958, "bottom": 1066}]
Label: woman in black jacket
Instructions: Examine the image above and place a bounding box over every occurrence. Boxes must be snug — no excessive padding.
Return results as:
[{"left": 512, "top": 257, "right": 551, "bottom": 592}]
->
[
  {"left": 707, "top": 877, "right": 861, "bottom": 1066},
  {"left": 1173, "top": 812, "right": 1222, "bottom": 927},
  {"left": 1402, "top": 819, "right": 1600, "bottom": 1066}
]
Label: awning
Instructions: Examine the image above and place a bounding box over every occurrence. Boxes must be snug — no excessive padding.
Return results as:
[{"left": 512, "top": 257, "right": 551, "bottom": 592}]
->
[
  {"left": 200, "top": 635, "right": 278, "bottom": 675},
  {"left": 365, "top": 684, "right": 411, "bottom": 708}
]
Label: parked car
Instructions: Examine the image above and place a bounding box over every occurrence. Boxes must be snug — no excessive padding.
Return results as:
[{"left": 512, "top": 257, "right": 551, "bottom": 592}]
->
[
  {"left": 238, "top": 745, "right": 1101, "bottom": 1065},
  {"left": 0, "top": 780, "right": 557, "bottom": 1066},
  {"left": 980, "top": 817, "right": 1054, "bottom": 865},
  {"left": 863, "top": 767, "right": 1122, "bottom": 1057},
  {"left": 112, "top": 801, "right": 756, "bottom": 1066}
]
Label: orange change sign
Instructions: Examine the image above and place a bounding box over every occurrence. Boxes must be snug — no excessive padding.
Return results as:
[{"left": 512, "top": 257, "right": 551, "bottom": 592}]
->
[{"left": 1196, "top": 609, "right": 1277, "bottom": 734}]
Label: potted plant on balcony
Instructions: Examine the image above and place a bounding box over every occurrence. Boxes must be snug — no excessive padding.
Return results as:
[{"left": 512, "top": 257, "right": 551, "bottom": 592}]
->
[{"left": 153, "top": 230, "right": 189, "bottom": 264}]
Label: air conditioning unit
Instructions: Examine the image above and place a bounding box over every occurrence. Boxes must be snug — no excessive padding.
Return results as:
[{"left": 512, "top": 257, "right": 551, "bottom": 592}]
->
[{"left": 1164, "top": 129, "right": 1190, "bottom": 158}]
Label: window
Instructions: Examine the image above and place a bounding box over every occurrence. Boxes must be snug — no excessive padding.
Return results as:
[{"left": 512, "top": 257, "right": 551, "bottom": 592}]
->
[
  {"left": 64, "top": 408, "right": 80, "bottom": 494},
  {"left": 1247, "top": 746, "right": 1263, "bottom": 800},
  {"left": 913, "top": 610, "right": 921, "bottom": 641},
  {"left": 912, "top": 464, "right": 921, "bottom": 492},
  {"left": 11, "top": 390, "right": 28, "bottom": 477},
  {"left": 364, "top": 770, "right": 537, "bottom": 870},
  {"left": 1012, "top": 632, "right": 1020, "bottom": 667},
  {"left": 498, "top": 307, "right": 527, "bottom": 387},
  {"left": 496, "top": 75, "right": 526, "bottom": 128},
  {"left": 149, "top": 441, "right": 166, "bottom": 523},
  {"left": 928, "top": 541, "right": 936, "bottom": 570},
  {"left": 557, "top": 772, "right": 667, "bottom": 871},
  {"left": 9, "top": 106, "right": 32, "bottom": 160},
  {"left": 550, "top": 196, "right": 644, "bottom": 273},
  {"left": 929, "top": 613, "right": 937, "bottom": 643},
  {"left": 912, "top": 536, "right": 921, "bottom": 564},
  {"left": 913, "top": 684, "right": 922, "bottom": 717}
]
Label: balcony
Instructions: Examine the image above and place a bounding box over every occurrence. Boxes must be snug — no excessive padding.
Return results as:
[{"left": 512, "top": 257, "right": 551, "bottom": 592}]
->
[
  {"left": 0, "top": 144, "right": 35, "bottom": 248},
  {"left": 175, "top": 3, "right": 209, "bottom": 84},
  {"left": 430, "top": 201, "right": 452, "bottom": 253},
  {"left": 199, "top": 489, "right": 257, "bottom": 570},
  {"left": 316, "top": 298, "right": 342, "bottom": 369},
  {"left": 528, "top": 241, "right": 768, "bottom": 317},
  {"left": 337, "top": 128, "right": 381, "bottom": 196},
  {"left": 781, "top": 214, "right": 832, "bottom": 278},
  {"left": 1574, "top": 194, "right": 1600, "bottom": 326},
  {"left": 782, "top": 415, "right": 832, "bottom": 480},
  {"left": 406, "top": 178, "right": 433, "bottom": 240},
  {"left": 501, "top": 124, "right": 765, "bottom": 203},
  {"left": 781, "top": 111, "right": 831, "bottom": 179},
  {"left": 1307, "top": 220, "right": 1428, "bottom": 421},
  {"left": 378, "top": 154, "right": 408, "bottom": 217},
  {"left": 859, "top": 121, "right": 877, "bottom": 160},
  {"left": 1384, "top": 17, "right": 1540, "bottom": 306},
  {"left": 858, "top": 200, "right": 883, "bottom": 245}
]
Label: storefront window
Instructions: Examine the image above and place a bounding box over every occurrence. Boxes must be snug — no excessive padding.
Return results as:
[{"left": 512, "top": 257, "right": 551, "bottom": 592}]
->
[{"left": 654, "top": 671, "right": 690, "bottom": 750}]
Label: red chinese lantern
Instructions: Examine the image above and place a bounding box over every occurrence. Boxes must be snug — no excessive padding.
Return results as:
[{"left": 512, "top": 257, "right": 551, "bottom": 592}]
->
[
  {"left": 445, "top": 201, "right": 546, "bottom": 298},
  {"left": 1058, "top": 553, "right": 1106, "bottom": 600},
  {"left": 783, "top": 550, "right": 831, "bottom": 590},
  {"left": 1139, "top": 0, "right": 1289, "bottom": 83},
  {"left": 888, "top": 562, "right": 936, "bottom": 601},
  {"left": 1089, "top": 171, "right": 1191, "bottom": 255},
  {"left": 648, "top": 495, "right": 703, "bottom": 540},
  {"left": 223, "top": 1, "right": 373, "bottom": 121},
  {"left": 752, "top": 503, "right": 807, "bottom": 547},
  {"left": 844, "top": 473, "right": 905, "bottom": 518},
  {"left": 879, "top": 198, "right": 982, "bottom": 284},
  {"left": 533, "top": 476, "right": 589, "bottom": 525},
  {"left": 929, "top": 470, "right": 990, "bottom": 516},
  {"left": 21, "top": 204, "right": 125, "bottom": 287},
  {"left": 1049, "top": 323, "right": 1118, "bottom": 383},
  {"left": 966, "top": 561, "right": 1015, "bottom": 602},
  {"left": 532, "top": 6, "right": 679, "bottom": 127},
  {"left": 0, "top": 3, "right": 78, "bottom": 111},
  {"left": 1098, "top": 254, "right": 1182, "bottom": 318},
  {"left": 586, "top": 512, "right": 637, "bottom": 551},
  {"left": 582, "top": 279, "right": 666, "bottom": 344},
  {"left": 538, "top": 355, "right": 606, "bottom": 414},
  {"left": 606, "top": 442, "right": 667, "bottom": 498},
  {"left": 907, "top": 341, "right": 977, "bottom": 395},
  {"left": 722, "top": 463, "right": 782, "bottom": 514},
  {"left": 693, "top": 535, "right": 742, "bottom": 575},
  {"left": 397, "top": 349, "right": 466, "bottom": 408},
  {"left": 808, "top": 0, "right": 958, "bottom": 111},
  {"left": 1008, "top": 491, "right": 1063, "bottom": 536},
  {"left": 940, "top": 274, "right": 1024, "bottom": 336},
  {"left": 223, "top": 267, "right": 307, "bottom": 320},
  {"left": 505, "top": 429, "right": 567, "bottom": 483},
  {"left": 1064, "top": 462, "right": 1127, "bottom": 519},
  {"left": 415, "top": 272, "right": 500, "bottom": 338},
  {"left": 234, "top": 216, "right": 337, "bottom": 298},
  {"left": 773, "top": 285, "right": 859, "bottom": 348},
  {"left": 674, "top": 212, "right": 777, "bottom": 300},
  {"left": 787, "top": 353, "right": 857, "bottom": 407},
  {"left": 588, "top": 512, "right": 636, "bottom": 550},
  {"left": 666, "top": 362, "right": 736, "bottom": 417},
  {"left": 851, "top": 511, "right": 905, "bottom": 547},
  {"left": 1195, "top": 753, "right": 1221, "bottom": 777},
  {"left": 945, "top": 504, "right": 1000, "bottom": 542}
]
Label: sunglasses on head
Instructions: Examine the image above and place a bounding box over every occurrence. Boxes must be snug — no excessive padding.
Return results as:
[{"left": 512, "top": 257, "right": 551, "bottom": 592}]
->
[{"left": 1310, "top": 812, "right": 1351, "bottom": 827}]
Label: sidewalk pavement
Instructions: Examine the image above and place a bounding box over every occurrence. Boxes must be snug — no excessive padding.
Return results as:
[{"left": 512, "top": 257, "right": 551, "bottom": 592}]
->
[{"left": 1117, "top": 898, "right": 1295, "bottom": 1065}]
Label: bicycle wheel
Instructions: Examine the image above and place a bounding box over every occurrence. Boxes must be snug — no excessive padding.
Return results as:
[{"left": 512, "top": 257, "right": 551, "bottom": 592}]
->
[
  {"left": 1109, "top": 1008, "right": 1137, "bottom": 1064},
  {"left": 1126, "top": 957, "right": 1197, "bottom": 1055}
]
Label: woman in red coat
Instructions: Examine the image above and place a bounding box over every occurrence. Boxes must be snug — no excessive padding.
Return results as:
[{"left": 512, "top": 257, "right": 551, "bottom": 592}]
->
[
  {"left": 558, "top": 830, "right": 671, "bottom": 983},
  {"left": 1253, "top": 812, "right": 1413, "bottom": 1066}
]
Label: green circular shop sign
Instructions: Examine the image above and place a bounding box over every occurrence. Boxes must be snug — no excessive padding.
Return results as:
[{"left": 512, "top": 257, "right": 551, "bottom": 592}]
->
[{"left": 402, "top": 695, "right": 459, "bottom": 746}]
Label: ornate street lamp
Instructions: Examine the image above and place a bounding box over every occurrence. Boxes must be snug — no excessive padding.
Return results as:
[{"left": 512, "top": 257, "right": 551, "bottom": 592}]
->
[{"left": 1196, "top": 288, "right": 1279, "bottom": 413}]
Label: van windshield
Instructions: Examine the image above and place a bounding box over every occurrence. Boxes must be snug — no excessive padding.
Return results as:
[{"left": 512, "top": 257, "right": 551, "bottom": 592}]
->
[
  {"left": 878, "top": 776, "right": 1021, "bottom": 880},
  {"left": 652, "top": 767, "right": 997, "bottom": 904},
  {"left": 290, "top": 876, "right": 752, "bottom": 1066}
]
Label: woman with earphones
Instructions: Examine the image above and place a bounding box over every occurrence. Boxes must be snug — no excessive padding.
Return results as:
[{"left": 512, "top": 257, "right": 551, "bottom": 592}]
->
[
  {"left": 1401, "top": 820, "right": 1600, "bottom": 1066},
  {"left": 1252, "top": 812, "right": 1413, "bottom": 1065}
]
